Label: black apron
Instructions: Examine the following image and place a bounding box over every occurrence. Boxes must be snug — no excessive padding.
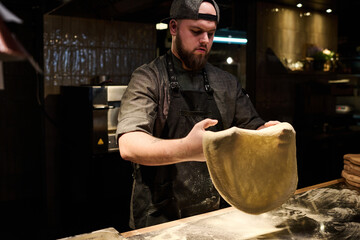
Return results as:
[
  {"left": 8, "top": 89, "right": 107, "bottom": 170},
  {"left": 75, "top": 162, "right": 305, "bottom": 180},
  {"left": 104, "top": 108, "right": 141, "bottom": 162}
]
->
[{"left": 130, "top": 52, "right": 225, "bottom": 229}]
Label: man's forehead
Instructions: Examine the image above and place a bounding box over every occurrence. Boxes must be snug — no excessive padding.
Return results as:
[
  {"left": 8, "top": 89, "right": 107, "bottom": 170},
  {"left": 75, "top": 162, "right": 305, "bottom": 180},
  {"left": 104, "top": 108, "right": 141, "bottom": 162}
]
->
[{"left": 199, "top": 1, "right": 217, "bottom": 16}]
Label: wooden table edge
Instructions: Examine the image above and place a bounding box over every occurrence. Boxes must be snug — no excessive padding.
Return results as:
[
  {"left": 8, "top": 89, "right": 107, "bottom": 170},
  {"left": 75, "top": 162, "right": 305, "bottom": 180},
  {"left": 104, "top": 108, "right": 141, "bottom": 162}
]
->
[
  {"left": 294, "top": 178, "right": 344, "bottom": 194},
  {"left": 121, "top": 178, "right": 345, "bottom": 238}
]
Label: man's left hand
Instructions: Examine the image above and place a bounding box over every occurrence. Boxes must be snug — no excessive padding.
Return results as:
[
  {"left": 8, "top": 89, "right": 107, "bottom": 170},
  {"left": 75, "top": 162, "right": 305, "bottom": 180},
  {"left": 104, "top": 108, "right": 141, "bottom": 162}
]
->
[{"left": 257, "top": 121, "right": 280, "bottom": 130}]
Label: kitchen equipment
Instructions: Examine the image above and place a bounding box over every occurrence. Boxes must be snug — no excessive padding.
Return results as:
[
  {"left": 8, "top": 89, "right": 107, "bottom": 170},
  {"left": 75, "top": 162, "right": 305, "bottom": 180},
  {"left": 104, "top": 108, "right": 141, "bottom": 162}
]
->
[
  {"left": 61, "top": 85, "right": 127, "bottom": 154},
  {"left": 335, "top": 104, "right": 353, "bottom": 114},
  {"left": 90, "top": 75, "right": 112, "bottom": 85}
]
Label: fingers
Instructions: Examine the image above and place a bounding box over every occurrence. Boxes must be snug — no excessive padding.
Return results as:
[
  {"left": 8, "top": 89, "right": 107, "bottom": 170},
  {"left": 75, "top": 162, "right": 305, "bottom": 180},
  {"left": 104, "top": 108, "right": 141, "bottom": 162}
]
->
[
  {"left": 264, "top": 120, "right": 280, "bottom": 127},
  {"left": 198, "top": 118, "right": 218, "bottom": 130},
  {"left": 257, "top": 120, "right": 280, "bottom": 130}
]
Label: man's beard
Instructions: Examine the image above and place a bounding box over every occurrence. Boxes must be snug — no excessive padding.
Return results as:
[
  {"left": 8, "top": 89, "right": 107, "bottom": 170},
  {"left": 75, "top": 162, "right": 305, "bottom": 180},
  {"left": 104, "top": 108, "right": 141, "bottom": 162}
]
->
[{"left": 175, "top": 34, "right": 210, "bottom": 71}]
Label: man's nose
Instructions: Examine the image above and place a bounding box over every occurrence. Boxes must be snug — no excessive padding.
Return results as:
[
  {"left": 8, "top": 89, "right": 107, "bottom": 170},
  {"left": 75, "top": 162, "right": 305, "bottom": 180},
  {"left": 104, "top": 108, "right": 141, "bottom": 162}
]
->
[{"left": 200, "top": 33, "right": 209, "bottom": 44}]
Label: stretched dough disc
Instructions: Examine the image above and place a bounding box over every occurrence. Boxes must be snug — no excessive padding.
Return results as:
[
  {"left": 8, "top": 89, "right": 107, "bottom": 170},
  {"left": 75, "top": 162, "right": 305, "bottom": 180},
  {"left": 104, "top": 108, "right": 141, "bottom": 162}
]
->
[{"left": 203, "top": 122, "right": 298, "bottom": 214}]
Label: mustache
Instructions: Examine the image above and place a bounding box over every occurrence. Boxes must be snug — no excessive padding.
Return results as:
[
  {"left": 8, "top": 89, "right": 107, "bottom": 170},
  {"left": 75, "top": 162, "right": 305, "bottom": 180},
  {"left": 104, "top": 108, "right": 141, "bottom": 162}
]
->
[{"left": 195, "top": 45, "right": 208, "bottom": 53}]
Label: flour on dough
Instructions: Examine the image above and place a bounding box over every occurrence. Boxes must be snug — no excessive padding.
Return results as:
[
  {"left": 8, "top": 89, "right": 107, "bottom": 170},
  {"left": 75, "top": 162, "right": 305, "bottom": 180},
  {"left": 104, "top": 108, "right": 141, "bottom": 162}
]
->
[{"left": 203, "top": 122, "right": 298, "bottom": 214}]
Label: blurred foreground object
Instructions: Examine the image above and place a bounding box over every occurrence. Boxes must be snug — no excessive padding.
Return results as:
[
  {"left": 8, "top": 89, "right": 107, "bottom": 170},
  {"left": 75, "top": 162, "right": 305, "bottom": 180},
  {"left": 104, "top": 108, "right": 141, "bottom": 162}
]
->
[{"left": 0, "top": 2, "right": 42, "bottom": 89}]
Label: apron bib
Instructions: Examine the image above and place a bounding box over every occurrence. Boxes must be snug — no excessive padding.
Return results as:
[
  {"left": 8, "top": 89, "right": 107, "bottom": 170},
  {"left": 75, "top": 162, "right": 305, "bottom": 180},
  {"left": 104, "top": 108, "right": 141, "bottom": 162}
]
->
[{"left": 131, "top": 52, "right": 224, "bottom": 228}]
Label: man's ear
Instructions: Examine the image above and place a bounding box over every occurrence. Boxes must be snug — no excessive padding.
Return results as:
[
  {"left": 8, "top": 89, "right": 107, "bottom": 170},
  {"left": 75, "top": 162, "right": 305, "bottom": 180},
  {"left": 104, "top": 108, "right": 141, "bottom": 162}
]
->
[{"left": 169, "top": 19, "right": 177, "bottom": 36}]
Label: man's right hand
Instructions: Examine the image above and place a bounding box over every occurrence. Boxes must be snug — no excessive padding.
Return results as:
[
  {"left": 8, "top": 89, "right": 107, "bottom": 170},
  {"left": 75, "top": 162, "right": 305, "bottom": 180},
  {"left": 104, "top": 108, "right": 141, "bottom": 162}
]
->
[
  {"left": 183, "top": 118, "right": 218, "bottom": 162},
  {"left": 118, "top": 118, "right": 218, "bottom": 166}
]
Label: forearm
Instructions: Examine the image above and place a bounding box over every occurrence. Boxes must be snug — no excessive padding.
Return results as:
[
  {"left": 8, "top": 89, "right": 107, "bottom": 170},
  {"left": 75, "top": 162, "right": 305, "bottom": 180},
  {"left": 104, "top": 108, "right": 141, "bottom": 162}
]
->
[
  {"left": 118, "top": 131, "right": 203, "bottom": 166},
  {"left": 118, "top": 119, "right": 218, "bottom": 166}
]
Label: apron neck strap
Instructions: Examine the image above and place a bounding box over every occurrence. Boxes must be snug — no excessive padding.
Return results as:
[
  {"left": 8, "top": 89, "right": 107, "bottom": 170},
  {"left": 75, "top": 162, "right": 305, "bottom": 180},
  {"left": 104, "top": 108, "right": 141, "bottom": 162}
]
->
[{"left": 166, "top": 51, "right": 213, "bottom": 94}]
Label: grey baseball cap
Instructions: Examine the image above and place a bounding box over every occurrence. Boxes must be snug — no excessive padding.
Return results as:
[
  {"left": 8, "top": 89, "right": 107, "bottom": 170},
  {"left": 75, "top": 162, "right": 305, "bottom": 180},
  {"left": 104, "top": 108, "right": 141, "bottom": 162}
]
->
[{"left": 161, "top": 0, "right": 220, "bottom": 24}]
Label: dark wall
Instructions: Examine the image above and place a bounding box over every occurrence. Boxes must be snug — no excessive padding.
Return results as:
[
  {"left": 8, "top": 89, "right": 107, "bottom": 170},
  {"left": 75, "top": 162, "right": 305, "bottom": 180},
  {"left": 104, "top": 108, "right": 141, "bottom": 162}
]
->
[{"left": 0, "top": 1, "right": 61, "bottom": 239}]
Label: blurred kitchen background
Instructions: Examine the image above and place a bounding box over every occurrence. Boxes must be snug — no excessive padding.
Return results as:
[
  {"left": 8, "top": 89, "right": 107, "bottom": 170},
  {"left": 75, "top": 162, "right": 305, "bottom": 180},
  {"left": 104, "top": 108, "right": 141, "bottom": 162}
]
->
[{"left": 0, "top": 0, "right": 359, "bottom": 239}]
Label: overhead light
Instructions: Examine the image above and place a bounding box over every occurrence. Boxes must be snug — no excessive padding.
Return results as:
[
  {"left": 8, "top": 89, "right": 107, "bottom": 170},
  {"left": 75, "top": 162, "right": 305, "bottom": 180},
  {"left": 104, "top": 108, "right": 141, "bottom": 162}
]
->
[
  {"left": 304, "top": 12, "right": 311, "bottom": 16},
  {"left": 296, "top": 3, "right": 302, "bottom": 8},
  {"left": 213, "top": 29, "right": 247, "bottom": 45},
  {"left": 326, "top": 8, "right": 332, "bottom": 13},
  {"left": 328, "top": 79, "right": 350, "bottom": 84},
  {"left": 226, "top": 57, "right": 233, "bottom": 64},
  {"left": 213, "top": 36, "right": 247, "bottom": 45},
  {"left": 156, "top": 23, "right": 168, "bottom": 30}
]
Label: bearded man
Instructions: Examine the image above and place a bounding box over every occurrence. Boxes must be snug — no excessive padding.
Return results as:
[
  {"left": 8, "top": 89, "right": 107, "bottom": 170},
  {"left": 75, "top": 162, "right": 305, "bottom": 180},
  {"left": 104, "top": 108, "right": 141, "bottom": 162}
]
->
[{"left": 116, "top": 0, "right": 277, "bottom": 229}]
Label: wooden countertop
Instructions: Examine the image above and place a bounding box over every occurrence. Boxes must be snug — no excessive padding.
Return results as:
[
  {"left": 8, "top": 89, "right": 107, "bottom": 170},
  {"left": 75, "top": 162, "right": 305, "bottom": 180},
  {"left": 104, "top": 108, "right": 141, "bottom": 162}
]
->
[
  {"left": 60, "top": 178, "right": 354, "bottom": 240},
  {"left": 121, "top": 178, "right": 348, "bottom": 239}
]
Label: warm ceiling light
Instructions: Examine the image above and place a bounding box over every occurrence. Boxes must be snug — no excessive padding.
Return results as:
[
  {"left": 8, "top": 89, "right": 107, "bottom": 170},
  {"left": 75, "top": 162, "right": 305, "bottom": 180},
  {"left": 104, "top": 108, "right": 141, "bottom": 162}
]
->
[
  {"left": 156, "top": 23, "right": 168, "bottom": 30},
  {"left": 328, "top": 79, "right": 350, "bottom": 84},
  {"left": 326, "top": 8, "right": 332, "bottom": 13},
  {"left": 296, "top": 3, "right": 302, "bottom": 8}
]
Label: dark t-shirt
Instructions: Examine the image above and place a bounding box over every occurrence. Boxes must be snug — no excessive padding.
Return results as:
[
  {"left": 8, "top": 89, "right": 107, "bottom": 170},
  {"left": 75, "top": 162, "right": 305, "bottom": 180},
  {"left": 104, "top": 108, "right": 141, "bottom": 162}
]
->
[{"left": 116, "top": 53, "right": 265, "bottom": 139}]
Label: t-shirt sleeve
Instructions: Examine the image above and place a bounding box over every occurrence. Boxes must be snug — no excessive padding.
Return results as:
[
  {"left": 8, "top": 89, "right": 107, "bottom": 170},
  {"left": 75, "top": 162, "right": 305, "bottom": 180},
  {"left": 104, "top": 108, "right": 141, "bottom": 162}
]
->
[
  {"left": 233, "top": 80, "right": 266, "bottom": 130},
  {"left": 116, "top": 65, "right": 159, "bottom": 140}
]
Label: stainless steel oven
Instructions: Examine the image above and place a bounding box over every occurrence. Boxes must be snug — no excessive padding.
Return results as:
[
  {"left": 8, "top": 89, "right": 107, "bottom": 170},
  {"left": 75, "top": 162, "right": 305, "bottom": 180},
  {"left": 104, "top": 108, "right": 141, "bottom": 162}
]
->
[{"left": 61, "top": 85, "right": 127, "bottom": 154}]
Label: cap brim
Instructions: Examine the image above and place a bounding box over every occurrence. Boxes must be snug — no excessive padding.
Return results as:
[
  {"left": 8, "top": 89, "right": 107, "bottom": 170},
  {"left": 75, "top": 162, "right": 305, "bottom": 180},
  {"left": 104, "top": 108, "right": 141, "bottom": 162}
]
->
[
  {"left": 160, "top": 15, "right": 218, "bottom": 24},
  {"left": 160, "top": 17, "right": 172, "bottom": 23}
]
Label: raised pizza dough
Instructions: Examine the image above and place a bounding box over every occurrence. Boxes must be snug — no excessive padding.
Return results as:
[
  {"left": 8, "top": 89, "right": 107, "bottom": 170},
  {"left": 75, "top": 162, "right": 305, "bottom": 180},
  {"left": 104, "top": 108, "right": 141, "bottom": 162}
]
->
[{"left": 203, "top": 122, "right": 298, "bottom": 214}]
